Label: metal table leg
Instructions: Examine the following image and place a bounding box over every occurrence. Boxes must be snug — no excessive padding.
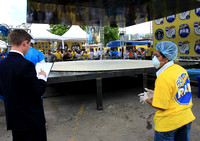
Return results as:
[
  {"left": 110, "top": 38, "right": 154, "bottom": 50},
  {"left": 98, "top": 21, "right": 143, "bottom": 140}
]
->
[
  {"left": 143, "top": 70, "right": 147, "bottom": 90},
  {"left": 96, "top": 77, "right": 103, "bottom": 110}
]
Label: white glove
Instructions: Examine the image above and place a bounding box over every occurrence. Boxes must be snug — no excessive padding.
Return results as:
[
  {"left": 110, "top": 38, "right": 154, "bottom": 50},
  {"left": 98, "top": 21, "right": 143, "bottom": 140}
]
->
[
  {"left": 144, "top": 88, "right": 154, "bottom": 100},
  {"left": 138, "top": 92, "right": 148, "bottom": 104}
]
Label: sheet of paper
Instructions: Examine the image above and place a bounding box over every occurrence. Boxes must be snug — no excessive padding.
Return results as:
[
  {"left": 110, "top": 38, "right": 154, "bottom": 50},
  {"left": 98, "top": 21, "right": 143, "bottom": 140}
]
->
[{"left": 35, "top": 62, "right": 53, "bottom": 78}]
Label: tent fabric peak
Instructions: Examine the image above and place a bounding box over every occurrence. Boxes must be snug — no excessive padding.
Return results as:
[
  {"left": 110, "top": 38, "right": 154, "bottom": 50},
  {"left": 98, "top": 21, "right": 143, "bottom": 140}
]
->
[
  {"left": 30, "top": 24, "right": 63, "bottom": 41},
  {"left": 62, "top": 25, "right": 88, "bottom": 42}
]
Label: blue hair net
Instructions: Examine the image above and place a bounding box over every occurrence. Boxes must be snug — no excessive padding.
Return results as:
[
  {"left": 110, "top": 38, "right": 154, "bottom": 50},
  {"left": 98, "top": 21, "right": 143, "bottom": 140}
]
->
[{"left": 155, "top": 41, "right": 177, "bottom": 61}]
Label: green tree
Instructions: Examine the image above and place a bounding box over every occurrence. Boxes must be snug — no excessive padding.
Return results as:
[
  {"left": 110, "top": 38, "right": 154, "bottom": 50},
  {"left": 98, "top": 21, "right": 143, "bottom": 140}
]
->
[
  {"left": 49, "top": 24, "right": 86, "bottom": 36},
  {"left": 49, "top": 24, "right": 71, "bottom": 36},
  {"left": 80, "top": 26, "right": 86, "bottom": 31},
  {"left": 104, "top": 27, "right": 119, "bottom": 46}
]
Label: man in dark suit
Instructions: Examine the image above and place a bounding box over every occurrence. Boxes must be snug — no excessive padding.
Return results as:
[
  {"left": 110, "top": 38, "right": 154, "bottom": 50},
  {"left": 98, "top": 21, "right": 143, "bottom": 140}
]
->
[{"left": 0, "top": 29, "right": 47, "bottom": 141}]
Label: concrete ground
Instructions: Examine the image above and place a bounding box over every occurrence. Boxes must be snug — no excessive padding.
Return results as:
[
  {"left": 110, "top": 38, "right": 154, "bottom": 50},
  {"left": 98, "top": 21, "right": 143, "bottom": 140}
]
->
[{"left": 0, "top": 76, "right": 200, "bottom": 141}]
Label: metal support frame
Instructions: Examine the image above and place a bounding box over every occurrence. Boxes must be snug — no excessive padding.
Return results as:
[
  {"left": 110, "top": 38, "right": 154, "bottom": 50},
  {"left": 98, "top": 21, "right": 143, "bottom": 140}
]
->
[
  {"left": 177, "top": 56, "right": 200, "bottom": 62},
  {"left": 119, "top": 27, "right": 126, "bottom": 59},
  {"left": 143, "top": 70, "right": 147, "bottom": 90},
  {"left": 99, "top": 26, "right": 104, "bottom": 60},
  {"left": 95, "top": 71, "right": 148, "bottom": 110},
  {"left": 96, "top": 78, "right": 103, "bottom": 110},
  {"left": 47, "top": 67, "right": 157, "bottom": 110}
]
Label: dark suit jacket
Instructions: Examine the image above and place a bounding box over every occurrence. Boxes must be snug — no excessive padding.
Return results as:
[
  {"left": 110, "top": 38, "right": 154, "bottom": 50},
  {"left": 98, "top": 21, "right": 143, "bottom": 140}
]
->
[{"left": 0, "top": 52, "right": 47, "bottom": 130}]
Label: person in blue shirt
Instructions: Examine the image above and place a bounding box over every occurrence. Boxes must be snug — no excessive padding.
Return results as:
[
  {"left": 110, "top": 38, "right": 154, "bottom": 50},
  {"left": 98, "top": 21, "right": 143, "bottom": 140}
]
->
[
  {"left": 109, "top": 49, "right": 113, "bottom": 59},
  {"left": 24, "top": 42, "right": 45, "bottom": 99},
  {"left": 112, "top": 48, "right": 119, "bottom": 59},
  {"left": 24, "top": 43, "right": 45, "bottom": 66}
]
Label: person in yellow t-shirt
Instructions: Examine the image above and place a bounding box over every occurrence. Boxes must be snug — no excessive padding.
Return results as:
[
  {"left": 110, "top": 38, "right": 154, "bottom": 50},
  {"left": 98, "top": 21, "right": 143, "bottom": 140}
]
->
[
  {"left": 82, "top": 51, "right": 89, "bottom": 60},
  {"left": 70, "top": 49, "right": 77, "bottom": 61},
  {"left": 145, "top": 42, "right": 153, "bottom": 60},
  {"left": 54, "top": 49, "right": 63, "bottom": 61},
  {"left": 138, "top": 41, "right": 195, "bottom": 141}
]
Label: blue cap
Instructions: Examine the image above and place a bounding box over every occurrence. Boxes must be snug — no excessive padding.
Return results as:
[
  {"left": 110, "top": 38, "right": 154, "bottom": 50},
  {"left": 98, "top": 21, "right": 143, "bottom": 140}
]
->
[{"left": 155, "top": 41, "right": 177, "bottom": 61}]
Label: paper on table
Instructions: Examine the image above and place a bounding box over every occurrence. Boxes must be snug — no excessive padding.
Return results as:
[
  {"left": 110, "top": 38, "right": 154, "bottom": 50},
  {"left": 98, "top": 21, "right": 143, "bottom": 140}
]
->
[{"left": 35, "top": 62, "right": 53, "bottom": 79}]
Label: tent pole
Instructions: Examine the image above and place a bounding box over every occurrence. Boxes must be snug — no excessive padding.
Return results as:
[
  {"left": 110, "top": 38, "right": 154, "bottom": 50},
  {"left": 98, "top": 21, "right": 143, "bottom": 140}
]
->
[{"left": 62, "top": 40, "right": 64, "bottom": 49}]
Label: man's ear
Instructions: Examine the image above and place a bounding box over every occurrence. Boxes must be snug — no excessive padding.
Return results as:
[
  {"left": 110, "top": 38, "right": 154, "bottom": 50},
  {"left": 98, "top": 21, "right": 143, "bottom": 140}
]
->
[
  {"left": 22, "top": 41, "right": 27, "bottom": 46},
  {"left": 22, "top": 40, "right": 28, "bottom": 47}
]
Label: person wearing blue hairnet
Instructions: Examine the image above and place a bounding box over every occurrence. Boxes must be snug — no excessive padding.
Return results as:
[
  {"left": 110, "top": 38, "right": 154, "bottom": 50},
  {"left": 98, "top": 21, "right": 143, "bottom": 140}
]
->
[
  {"left": 138, "top": 41, "right": 195, "bottom": 141},
  {"left": 24, "top": 43, "right": 45, "bottom": 66}
]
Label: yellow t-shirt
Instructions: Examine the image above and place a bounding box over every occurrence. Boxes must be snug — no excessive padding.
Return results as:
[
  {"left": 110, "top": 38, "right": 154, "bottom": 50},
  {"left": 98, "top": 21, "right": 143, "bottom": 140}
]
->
[
  {"left": 71, "top": 51, "right": 77, "bottom": 59},
  {"left": 54, "top": 52, "right": 63, "bottom": 60},
  {"left": 146, "top": 47, "right": 153, "bottom": 57},
  {"left": 152, "top": 64, "right": 195, "bottom": 132},
  {"left": 82, "top": 53, "right": 89, "bottom": 60}
]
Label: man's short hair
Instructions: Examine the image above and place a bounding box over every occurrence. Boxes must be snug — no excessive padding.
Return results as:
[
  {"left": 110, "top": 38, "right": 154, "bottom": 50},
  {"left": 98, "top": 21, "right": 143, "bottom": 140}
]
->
[{"left": 8, "top": 29, "right": 33, "bottom": 46}]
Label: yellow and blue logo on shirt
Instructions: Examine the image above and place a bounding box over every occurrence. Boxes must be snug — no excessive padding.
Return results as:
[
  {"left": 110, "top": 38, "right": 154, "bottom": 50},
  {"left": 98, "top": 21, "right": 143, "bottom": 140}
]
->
[{"left": 175, "top": 73, "right": 192, "bottom": 106}]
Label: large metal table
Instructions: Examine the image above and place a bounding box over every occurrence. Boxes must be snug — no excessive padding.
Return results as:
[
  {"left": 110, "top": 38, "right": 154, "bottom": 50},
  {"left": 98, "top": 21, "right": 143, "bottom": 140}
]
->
[
  {"left": 47, "top": 61, "right": 156, "bottom": 110},
  {"left": 47, "top": 60, "right": 199, "bottom": 110}
]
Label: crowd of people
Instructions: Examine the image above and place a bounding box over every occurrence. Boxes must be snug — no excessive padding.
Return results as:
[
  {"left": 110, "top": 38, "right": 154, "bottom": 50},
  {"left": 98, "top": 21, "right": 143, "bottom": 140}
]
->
[
  {"left": 105, "top": 46, "right": 148, "bottom": 60},
  {"left": 44, "top": 48, "right": 95, "bottom": 62},
  {"left": 42, "top": 46, "right": 151, "bottom": 63},
  {"left": 1, "top": 45, "right": 151, "bottom": 63}
]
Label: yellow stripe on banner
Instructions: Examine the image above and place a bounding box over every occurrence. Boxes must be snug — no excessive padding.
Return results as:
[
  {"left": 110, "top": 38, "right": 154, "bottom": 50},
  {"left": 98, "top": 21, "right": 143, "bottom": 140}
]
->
[
  {"left": 69, "top": 103, "right": 85, "bottom": 141},
  {"left": 192, "top": 122, "right": 200, "bottom": 132}
]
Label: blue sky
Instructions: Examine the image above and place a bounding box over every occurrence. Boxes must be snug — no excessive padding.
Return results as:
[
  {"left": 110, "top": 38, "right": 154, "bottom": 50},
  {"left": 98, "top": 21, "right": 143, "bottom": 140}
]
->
[
  {"left": 0, "top": 0, "right": 150, "bottom": 34},
  {"left": 0, "top": 0, "right": 26, "bottom": 27}
]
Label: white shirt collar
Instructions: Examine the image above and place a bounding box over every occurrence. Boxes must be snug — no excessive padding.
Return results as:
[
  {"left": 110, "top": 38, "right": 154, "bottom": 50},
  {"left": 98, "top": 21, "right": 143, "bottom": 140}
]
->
[
  {"left": 156, "top": 60, "right": 174, "bottom": 77},
  {"left": 10, "top": 50, "right": 24, "bottom": 57}
]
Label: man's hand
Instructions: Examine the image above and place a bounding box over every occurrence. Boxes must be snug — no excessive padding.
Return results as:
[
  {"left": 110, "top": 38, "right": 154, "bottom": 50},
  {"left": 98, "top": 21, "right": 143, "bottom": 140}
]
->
[
  {"left": 38, "top": 70, "right": 47, "bottom": 78},
  {"left": 138, "top": 92, "right": 148, "bottom": 104},
  {"left": 144, "top": 88, "right": 154, "bottom": 100}
]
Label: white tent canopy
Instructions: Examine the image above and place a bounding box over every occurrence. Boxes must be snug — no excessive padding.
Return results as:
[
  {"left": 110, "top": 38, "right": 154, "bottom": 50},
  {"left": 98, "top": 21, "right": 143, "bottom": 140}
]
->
[
  {"left": 62, "top": 25, "right": 88, "bottom": 42},
  {"left": 30, "top": 24, "right": 63, "bottom": 42}
]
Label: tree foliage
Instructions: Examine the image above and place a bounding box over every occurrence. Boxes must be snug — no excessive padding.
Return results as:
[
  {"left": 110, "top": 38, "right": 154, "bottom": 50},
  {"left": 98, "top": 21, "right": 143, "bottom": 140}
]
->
[
  {"left": 49, "top": 24, "right": 71, "bottom": 36},
  {"left": 49, "top": 24, "right": 86, "bottom": 36},
  {"left": 104, "top": 27, "right": 119, "bottom": 46}
]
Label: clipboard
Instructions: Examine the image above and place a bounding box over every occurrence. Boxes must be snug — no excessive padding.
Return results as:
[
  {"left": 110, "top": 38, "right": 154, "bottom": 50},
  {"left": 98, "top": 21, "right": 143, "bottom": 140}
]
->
[{"left": 35, "top": 62, "right": 53, "bottom": 79}]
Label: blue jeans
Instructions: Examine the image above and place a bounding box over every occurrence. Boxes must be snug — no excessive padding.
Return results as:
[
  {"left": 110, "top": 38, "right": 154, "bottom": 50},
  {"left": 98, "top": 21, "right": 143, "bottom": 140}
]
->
[{"left": 154, "top": 122, "right": 192, "bottom": 141}]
